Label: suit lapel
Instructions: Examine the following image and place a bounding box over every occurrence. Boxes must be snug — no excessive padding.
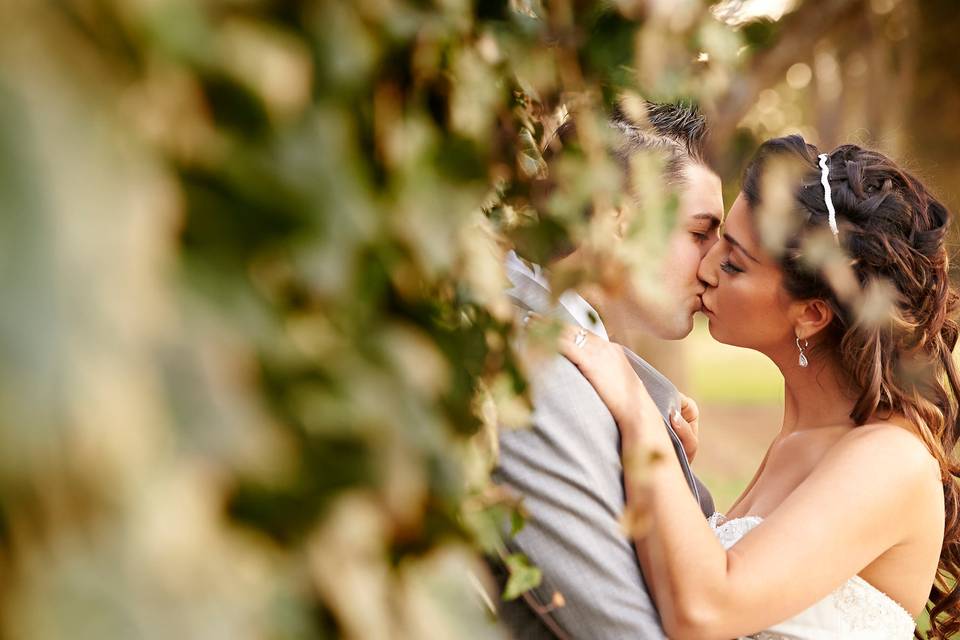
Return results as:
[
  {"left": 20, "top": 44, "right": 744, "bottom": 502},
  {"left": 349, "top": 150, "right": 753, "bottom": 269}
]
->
[
  {"left": 505, "top": 267, "right": 581, "bottom": 326},
  {"left": 505, "top": 264, "right": 701, "bottom": 505},
  {"left": 622, "top": 348, "right": 701, "bottom": 507}
]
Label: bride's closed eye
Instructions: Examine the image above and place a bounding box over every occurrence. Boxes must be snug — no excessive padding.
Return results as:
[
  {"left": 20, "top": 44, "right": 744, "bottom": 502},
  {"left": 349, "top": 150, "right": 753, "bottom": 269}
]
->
[{"left": 720, "top": 258, "right": 744, "bottom": 274}]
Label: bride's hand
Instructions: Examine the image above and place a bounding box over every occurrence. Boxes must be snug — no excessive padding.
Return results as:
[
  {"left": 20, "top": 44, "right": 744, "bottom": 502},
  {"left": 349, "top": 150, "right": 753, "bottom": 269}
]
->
[
  {"left": 557, "top": 325, "right": 663, "bottom": 446},
  {"left": 673, "top": 393, "right": 700, "bottom": 463}
]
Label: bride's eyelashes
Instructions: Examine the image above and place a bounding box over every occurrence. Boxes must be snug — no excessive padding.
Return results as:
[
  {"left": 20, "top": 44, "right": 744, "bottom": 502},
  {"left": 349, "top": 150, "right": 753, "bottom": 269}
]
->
[
  {"left": 691, "top": 231, "right": 709, "bottom": 243},
  {"left": 720, "top": 258, "right": 744, "bottom": 274}
]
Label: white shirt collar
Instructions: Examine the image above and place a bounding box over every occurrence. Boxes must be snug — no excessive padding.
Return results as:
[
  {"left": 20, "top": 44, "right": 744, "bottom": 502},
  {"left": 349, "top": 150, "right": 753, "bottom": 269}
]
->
[{"left": 505, "top": 251, "right": 608, "bottom": 341}]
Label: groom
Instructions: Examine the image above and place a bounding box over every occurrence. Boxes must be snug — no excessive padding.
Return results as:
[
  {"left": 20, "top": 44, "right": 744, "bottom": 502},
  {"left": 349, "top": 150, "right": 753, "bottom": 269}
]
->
[{"left": 492, "top": 101, "right": 723, "bottom": 638}]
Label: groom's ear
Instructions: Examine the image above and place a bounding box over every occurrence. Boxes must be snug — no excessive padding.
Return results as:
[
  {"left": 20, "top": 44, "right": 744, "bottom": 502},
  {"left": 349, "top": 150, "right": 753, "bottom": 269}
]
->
[{"left": 790, "top": 298, "right": 834, "bottom": 340}]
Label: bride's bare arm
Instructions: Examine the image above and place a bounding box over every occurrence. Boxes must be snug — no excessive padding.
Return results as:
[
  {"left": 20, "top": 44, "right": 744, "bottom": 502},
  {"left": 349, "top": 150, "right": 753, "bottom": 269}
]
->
[{"left": 558, "top": 326, "right": 938, "bottom": 640}]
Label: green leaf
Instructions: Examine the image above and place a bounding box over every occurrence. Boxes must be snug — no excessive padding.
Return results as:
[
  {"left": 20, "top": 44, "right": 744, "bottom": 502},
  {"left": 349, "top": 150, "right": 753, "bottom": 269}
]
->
[
  {"left": 510, "top": 507, "right": 526, "bottom": 537},
  {"left": 502, "top": 553, "right": 542, "bottom": 601}
]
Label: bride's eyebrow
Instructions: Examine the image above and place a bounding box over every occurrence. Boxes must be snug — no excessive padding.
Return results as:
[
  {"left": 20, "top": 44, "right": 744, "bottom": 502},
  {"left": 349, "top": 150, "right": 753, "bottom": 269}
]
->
[{"left": 723, "top": 232, "right": 761, "bottom": 263}]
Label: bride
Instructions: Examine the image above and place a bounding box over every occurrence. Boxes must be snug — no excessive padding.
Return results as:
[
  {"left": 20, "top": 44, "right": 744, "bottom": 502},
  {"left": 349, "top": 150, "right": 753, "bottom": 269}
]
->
[{"left": 557, "top": 135, "right": 960, "bottom": 639}]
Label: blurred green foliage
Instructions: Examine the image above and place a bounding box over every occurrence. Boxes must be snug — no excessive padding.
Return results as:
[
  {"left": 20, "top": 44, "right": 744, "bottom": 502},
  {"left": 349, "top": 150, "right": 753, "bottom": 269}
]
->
[{"left": 0, "top": 0, "right": 733, "bottom": 637}]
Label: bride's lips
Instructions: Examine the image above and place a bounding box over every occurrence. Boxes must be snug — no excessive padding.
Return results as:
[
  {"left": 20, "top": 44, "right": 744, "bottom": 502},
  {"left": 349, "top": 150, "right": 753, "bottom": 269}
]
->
[{"left": 699, "top": 296, "right": 715, "bottom": 316}]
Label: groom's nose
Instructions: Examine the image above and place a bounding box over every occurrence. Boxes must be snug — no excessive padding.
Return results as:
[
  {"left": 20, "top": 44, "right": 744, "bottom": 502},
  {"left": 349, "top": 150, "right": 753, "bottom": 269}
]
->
[{"left": 697, "top": 239, "right": 721, "bottom": 288}]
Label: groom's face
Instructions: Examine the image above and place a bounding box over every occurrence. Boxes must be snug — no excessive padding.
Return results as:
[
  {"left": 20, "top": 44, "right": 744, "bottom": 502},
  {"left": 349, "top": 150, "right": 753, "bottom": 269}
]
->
[{"left": 641, "top": 162, "right": 724, "bottom": 339}]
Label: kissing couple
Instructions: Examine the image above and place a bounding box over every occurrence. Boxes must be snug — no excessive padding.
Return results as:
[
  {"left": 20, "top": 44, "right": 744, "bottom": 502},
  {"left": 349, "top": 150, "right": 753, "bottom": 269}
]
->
[{"left": 491, "top": 100, "right": 959, "bottom": 639}]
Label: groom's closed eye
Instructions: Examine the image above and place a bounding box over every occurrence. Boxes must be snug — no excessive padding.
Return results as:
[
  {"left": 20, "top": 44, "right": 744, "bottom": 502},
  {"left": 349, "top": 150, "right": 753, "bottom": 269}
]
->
[{"left": 689, "top": 212, "right": 722, "bottom": 243}]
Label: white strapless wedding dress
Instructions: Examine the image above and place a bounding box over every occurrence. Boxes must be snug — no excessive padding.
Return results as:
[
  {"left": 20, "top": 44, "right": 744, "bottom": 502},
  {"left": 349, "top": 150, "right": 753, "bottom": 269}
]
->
[{"left": 707, "top": 513, "right": 917, "bottom": 639}]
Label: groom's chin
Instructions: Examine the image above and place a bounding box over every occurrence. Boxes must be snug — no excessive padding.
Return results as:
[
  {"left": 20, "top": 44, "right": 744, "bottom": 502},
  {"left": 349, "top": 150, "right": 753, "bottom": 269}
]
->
[{"left": 660, "top": 314, "right": 696, "bottom": 341}]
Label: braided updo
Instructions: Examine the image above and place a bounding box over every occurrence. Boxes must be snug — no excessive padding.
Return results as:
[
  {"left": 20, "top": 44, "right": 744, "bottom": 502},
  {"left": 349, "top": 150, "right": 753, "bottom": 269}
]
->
[{"left": 743, "top": 135, "right": 960, "bottom": 639}]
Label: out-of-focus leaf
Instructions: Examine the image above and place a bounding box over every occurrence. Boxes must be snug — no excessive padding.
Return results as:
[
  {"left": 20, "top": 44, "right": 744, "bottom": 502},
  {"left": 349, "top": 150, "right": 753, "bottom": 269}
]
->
[{"left": 502, "top": 553, "right": 542, "bottom": 600}]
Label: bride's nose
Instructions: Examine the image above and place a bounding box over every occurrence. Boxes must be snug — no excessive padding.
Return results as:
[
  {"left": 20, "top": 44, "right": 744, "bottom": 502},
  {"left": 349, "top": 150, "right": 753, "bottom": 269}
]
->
[{"left": 697, "top": 239, "right": 722, "bottom": 289}]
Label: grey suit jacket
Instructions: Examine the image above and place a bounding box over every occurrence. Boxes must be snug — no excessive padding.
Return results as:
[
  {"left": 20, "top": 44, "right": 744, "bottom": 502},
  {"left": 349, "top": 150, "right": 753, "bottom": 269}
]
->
[{"left": 491, "top": 266, "right": 714, "bottom": 639}]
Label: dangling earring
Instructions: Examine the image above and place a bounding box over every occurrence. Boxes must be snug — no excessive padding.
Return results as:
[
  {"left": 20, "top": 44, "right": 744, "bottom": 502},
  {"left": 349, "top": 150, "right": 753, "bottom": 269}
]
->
[{"left": 796, "top": 336, "right": 810, "bottom": 368}]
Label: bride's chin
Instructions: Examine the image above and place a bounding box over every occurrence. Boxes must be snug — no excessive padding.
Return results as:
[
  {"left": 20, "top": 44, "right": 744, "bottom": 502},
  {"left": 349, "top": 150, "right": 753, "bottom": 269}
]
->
[
  {"left": 705, "top": 323, "right": 743, "bottom": 350},
  {"left": 704, "top": 317, "right": 725, "bottom": 341}
]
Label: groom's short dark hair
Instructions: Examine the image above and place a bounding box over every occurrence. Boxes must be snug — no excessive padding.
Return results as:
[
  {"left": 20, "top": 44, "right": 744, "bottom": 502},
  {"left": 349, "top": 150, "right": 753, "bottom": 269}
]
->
[
  {"left": 540, "top": 99, "right": 709, "bottom": 186},
  {"left": 610, "top": 100, "right": 709, "bottom": 185},
  {"left": 524, "top": 99, "right": 712, "bottom": 261}
]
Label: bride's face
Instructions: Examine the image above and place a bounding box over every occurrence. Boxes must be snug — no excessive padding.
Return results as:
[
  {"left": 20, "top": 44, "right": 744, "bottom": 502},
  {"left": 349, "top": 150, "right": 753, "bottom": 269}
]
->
[{"left": 697, "top": 193, "right": 796, "bottom": 352}]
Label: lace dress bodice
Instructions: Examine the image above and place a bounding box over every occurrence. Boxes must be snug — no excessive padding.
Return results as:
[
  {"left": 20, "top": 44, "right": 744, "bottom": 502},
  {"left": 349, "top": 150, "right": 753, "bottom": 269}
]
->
[{"left": 707, "top": 513, "right": 917, "bottom": 639}]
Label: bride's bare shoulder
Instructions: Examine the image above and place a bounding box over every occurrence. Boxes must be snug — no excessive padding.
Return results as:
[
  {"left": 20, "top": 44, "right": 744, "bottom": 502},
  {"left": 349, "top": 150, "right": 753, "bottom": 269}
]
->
[
  {"left": 799, "top": 421, "right": 943, "bottom": 543},
  {"left": 835, "top": 420, "right": 941, "bottom": 482}
]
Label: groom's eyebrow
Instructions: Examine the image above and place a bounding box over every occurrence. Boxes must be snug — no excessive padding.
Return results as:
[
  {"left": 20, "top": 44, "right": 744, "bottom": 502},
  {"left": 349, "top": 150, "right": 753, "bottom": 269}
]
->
[
  {"left": 692, "top": 212, "right": 721, "bottom": 228},
  {"left": 723, "top": 232, "right": 761, "bottom": 263}
]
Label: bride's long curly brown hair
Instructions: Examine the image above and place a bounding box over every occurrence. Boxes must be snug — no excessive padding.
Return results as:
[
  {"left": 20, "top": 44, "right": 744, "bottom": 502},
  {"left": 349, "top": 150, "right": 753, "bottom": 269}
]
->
[{"left": 743, "top": 135, "right": 960, "bottom": 640}]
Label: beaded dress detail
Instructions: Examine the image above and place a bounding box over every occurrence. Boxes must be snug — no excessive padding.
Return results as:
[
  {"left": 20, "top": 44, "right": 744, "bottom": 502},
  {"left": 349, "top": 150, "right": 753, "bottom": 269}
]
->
[{"left": 707, "top": 512, "right": 916, "bottom": 639}]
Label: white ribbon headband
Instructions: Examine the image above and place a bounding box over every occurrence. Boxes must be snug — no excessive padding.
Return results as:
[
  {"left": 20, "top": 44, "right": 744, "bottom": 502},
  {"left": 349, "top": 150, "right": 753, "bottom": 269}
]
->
[{"left": 818, "top": 153, "right": 840, "bottom": 241}]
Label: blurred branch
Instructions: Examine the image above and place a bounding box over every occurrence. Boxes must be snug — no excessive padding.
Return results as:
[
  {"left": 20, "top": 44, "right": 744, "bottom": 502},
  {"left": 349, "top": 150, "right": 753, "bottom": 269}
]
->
[
  {"left": 710, "top": 0, "right": 866, "bottom": 153},
  {"left": 866, "top": 0, "right": 918, "bottom": 155}
]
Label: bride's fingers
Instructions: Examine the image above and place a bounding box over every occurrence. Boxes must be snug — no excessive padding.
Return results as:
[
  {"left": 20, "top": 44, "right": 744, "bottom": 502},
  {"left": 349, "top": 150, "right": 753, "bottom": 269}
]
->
[
  {"left": 670, "top": 409, "right": 698, "bottom": 463},
  {"left": 679, "top": 394, "right": 700, "bottom": 436},
  {"left": 558, "top": 326, "right": 617, "bottom": 384},
  {"left": 558, "top": 324, "right": 593, "bottom": 363}
]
